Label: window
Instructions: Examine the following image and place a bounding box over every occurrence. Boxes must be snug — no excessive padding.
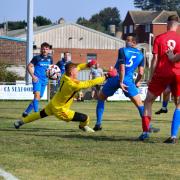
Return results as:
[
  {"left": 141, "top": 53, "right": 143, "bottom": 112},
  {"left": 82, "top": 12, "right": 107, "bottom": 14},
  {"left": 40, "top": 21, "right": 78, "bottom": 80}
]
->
[
  {"left": 87, "top": 54, "right": 97, "bottom": 62},
  {"left": 145, "top": 24, "right": 151, "bottom": 32},
  {"left": 124, "top": 26, "right": 127, "bottom": 34},
  {"left": 129, "top": 25, "right": 134, "bottom": 33}
]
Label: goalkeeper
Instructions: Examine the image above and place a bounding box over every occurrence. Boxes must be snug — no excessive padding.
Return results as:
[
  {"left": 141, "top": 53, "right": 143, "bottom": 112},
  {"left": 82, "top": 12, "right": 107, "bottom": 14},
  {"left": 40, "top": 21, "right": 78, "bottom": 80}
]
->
[{"left": 14, "top": 61, "right": 117, "bottom": 132}]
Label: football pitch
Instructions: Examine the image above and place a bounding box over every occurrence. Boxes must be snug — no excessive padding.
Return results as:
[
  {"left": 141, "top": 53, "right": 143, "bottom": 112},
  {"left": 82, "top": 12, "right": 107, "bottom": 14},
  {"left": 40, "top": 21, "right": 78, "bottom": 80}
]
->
[{"left": 0, "top": 100, "right": 180, "bottom": 180}]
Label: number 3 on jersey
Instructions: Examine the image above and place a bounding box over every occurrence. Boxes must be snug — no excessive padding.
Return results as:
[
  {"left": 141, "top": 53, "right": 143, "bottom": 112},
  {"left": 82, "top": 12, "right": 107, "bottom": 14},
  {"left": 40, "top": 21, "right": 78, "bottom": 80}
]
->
[{"left": 125, "top": 55, "right": 136, "bottom": 67}]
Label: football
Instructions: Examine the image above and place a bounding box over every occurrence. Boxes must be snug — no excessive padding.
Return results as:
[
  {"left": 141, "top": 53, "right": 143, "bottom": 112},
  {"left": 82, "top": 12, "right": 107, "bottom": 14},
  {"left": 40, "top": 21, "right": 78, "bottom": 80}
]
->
[{"left": 46, "top": 64, "right": 61, "bottom": 80}]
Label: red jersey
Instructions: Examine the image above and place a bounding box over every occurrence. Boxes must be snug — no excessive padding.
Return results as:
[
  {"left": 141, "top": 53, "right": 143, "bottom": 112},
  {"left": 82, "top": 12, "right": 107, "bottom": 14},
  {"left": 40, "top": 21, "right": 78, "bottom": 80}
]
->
[{"left": 153, "top": 31, "right": 180, "bottom": 75}]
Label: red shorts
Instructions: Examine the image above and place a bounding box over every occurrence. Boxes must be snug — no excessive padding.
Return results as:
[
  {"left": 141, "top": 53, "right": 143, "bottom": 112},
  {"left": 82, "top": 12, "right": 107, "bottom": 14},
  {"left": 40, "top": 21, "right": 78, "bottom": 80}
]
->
[{"left": 148, "top": 72, "right": 180, "bottom": 97}]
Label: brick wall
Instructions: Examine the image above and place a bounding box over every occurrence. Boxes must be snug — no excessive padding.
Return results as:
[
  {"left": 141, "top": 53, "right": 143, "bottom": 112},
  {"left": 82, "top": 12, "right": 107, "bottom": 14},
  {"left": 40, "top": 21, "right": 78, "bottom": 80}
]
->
[
  {"left": 53, "top": 48, "right": 118, "bottom": 69},
  {"left": 153, "top": 24, "right": 180, "bottom": 38},
  {"left": 0, "top": 39, "right": 119, "bottom": 69},
  {"left": 0, "top": 39, "right": 26, "bottom": 65}
]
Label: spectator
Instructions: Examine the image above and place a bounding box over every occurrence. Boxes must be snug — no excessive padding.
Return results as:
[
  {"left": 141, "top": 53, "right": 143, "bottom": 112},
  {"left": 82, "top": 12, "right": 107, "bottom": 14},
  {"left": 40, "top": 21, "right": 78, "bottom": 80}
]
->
[{"left": 89, "top": 63, "right": 104, "bottom": 99}]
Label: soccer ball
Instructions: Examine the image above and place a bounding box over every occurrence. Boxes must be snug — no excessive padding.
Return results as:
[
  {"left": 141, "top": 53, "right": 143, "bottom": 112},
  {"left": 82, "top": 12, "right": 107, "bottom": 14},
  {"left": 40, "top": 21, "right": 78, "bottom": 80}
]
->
[{"left": 46, "top": 64, "right": 61, "bottom": 80}]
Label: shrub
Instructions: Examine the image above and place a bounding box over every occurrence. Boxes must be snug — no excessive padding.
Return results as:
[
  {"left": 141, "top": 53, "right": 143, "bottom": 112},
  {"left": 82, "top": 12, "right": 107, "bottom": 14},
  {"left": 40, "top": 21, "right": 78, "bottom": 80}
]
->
[{"left": 0, "top": 63, "right": 23, "bottom": 82}]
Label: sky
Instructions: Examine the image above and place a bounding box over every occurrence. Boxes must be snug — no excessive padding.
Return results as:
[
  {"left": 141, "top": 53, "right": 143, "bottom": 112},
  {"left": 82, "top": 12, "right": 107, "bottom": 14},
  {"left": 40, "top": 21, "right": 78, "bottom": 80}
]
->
[{"left": 0, "top": 0, "right": 139, "bottom": 23}]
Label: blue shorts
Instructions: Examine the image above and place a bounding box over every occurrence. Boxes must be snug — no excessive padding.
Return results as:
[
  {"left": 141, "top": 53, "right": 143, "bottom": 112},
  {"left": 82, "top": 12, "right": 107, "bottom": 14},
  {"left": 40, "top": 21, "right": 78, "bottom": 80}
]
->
[
  {"left": 102, "top": 75, "right": 139, "bottom": 98},
  {"left": 32, "top": 79, "right": 47, "bottom": 97}
]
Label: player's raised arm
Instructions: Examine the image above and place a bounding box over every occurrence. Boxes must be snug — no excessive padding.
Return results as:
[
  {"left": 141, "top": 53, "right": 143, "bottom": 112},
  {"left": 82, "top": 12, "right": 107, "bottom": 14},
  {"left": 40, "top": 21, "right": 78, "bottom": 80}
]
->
[
  {"left": 77, "top": 59, "right": 97, "bottom": 71},
  {"left": 73, "top": 67, "right": 117, "bottom": 90}
]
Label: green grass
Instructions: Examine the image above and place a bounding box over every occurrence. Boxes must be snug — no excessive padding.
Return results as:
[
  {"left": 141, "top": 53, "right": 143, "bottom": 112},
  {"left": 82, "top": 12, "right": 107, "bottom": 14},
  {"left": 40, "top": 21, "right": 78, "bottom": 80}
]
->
[{"left": 0, "top": 100, "right": 180, "bottom": 180}]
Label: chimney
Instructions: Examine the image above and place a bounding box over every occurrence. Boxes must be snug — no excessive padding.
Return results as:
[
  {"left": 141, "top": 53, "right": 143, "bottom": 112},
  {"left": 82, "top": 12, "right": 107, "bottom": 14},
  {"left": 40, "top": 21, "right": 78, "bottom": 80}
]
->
[{"left": 108, "top": 24, "right": 116, "bottom": 36}]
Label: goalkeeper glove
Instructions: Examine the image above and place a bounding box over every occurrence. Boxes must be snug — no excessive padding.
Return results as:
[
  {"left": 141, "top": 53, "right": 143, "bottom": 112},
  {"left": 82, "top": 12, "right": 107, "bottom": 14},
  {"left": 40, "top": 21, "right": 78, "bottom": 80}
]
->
[{"left": 105, "top": 67, "right": 117, "bottom": 79}]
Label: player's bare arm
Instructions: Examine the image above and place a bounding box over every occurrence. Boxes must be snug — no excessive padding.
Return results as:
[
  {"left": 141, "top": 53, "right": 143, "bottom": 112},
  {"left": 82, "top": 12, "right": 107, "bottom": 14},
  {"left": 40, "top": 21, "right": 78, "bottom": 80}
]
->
[
  {"left": 27, "top": 62, "right": 38, "bottom": 82},
  {"left": 135, "top": 66, "right": 144, "bottom": 87},
  {"left": 119, "top": 64, "right": 128, "bottom": 92}
]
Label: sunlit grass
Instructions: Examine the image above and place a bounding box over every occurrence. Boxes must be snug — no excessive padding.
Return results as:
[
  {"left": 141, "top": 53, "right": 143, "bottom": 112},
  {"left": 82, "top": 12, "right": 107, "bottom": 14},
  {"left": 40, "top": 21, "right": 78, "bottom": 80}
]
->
[{"left": 0, "top": 100, "right": 180, "bottom": 180}]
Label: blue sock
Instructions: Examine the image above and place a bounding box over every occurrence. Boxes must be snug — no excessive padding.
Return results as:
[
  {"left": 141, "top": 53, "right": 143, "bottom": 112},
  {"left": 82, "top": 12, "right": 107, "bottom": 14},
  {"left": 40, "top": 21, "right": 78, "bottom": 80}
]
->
[
  {"left": 33, "top": 99, "right": 39, "bottom": 112},
  {"left": 96, "top": 100, "right": 105, "bottom": 126},
  {"left": 171, "top": 109, "right": 180, "bottom": 137},
  {"left": 24, "top": 101, "right": 33, "bottom": 114},
  {"left": 137, "top": 106, "right": 144, "bottom": 118},
  {"left": 162, "top": 101, "right": 168, "bottom": 108}
]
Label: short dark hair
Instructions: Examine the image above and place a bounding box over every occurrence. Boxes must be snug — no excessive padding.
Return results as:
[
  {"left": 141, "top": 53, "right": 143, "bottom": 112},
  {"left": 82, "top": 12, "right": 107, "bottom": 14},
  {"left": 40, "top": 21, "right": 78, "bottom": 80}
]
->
[
  {"left": 126, "top": 36, "right": 136, "bottom": 43},
  {"left": 167, "top": 15, "right": 179, "bottom": 22},
  {"left": 41, "top": 42, "right": 51, "bottom": 48},
  {"left": 64, "top": 52, "right": 70, "bottom": 55}
]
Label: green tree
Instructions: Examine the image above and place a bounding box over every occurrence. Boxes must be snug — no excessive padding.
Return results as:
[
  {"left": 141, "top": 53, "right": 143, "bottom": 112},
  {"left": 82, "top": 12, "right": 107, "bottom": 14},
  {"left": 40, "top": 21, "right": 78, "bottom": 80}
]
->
[
  {"left": 33, "top": 16, "right": 52, "bottom": 26},
  {"left": 0, "top": 64, "right": 22, "bottom": 82},
  {"left": 95, "top": 7, "right": 121, "bottom": 30},
  {"left": 76, "top": 7, "right": 121, "bottom": 35},
  {"left": 134, "top": 0, "right": 180, "bottom": 15},
  {"left": 76, "top": 17, "right": 91, "bottom": 27},
  {"left": 6, "top": 20, "right": 26, "bottom": 30},
  {"left": 1, "top": 15, "right": 52, "bottom": 31}
]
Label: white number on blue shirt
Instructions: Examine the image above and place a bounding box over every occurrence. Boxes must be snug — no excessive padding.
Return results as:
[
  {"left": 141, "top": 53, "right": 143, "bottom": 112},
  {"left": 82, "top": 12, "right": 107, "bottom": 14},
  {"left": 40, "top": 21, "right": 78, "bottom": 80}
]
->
[{"left": 125, "top": 55, "right": 136, "bottom": 67}]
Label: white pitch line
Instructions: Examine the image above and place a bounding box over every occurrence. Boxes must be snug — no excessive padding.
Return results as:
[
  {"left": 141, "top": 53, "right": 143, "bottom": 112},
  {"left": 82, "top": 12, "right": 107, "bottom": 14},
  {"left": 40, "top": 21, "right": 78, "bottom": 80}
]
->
[{"left": 0, "top": 167, "right": 19, "bottom": 180}]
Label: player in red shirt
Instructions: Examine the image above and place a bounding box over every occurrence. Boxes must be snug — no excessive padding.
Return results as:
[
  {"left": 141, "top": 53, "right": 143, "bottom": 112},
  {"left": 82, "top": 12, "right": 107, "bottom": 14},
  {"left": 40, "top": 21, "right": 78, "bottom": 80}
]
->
[{"left": 139, "top": 15, "right": 180, "bottom": 143}]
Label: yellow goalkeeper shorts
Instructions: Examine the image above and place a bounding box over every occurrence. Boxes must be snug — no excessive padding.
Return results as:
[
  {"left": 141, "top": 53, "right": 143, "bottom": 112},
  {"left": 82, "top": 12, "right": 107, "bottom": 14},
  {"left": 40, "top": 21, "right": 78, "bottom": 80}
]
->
[{"left": 44, "top": 103, "right": 75, "bottom": 122}]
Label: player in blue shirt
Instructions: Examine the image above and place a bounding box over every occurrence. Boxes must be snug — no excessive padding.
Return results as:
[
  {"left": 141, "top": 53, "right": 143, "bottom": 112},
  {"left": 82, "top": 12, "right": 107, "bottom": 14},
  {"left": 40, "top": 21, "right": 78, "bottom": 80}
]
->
[
  {"left": 55, "top": 52, "right": 71, "bottom": 90},
  {"left": 56, "top": 52, "right": 71, "bottom": 75},
  {"left": 93, "top": 36, "right": 159, "bottom": 133},
  {"left": 22, "top": 42, "right": 53, "bottom": 117}
]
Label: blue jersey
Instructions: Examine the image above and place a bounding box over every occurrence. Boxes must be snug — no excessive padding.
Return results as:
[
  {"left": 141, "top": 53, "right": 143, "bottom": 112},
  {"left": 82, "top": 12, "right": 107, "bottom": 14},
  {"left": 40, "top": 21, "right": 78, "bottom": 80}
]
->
[
  {"left": 56, "top": 58, "right": 71, "bottom": 75},
  {"left": 31, "top": 55, "right": 53, "bottom": 83},
  {"left": 114, "top": 47, "right": 144, "bottom": 82}
]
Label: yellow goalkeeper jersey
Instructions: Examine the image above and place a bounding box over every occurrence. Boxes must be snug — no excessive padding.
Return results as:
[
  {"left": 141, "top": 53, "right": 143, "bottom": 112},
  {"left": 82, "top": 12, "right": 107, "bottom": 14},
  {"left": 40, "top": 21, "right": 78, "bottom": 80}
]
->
[{"left": 51, "top": 63, "right": 105, "bottom": 109}]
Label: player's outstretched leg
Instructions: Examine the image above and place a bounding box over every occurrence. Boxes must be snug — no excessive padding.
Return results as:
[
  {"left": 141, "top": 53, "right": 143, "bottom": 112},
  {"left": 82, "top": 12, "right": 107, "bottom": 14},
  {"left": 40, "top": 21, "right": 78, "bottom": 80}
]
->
[
  {"left": 14, "top": 119, "right": 24, "bottom": 129},
  {"left": 14, "top": 109, "right": 48, "bottom": 129},
  {"left": 93, "top": 100, "right": 105, "bottom": 131}
]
